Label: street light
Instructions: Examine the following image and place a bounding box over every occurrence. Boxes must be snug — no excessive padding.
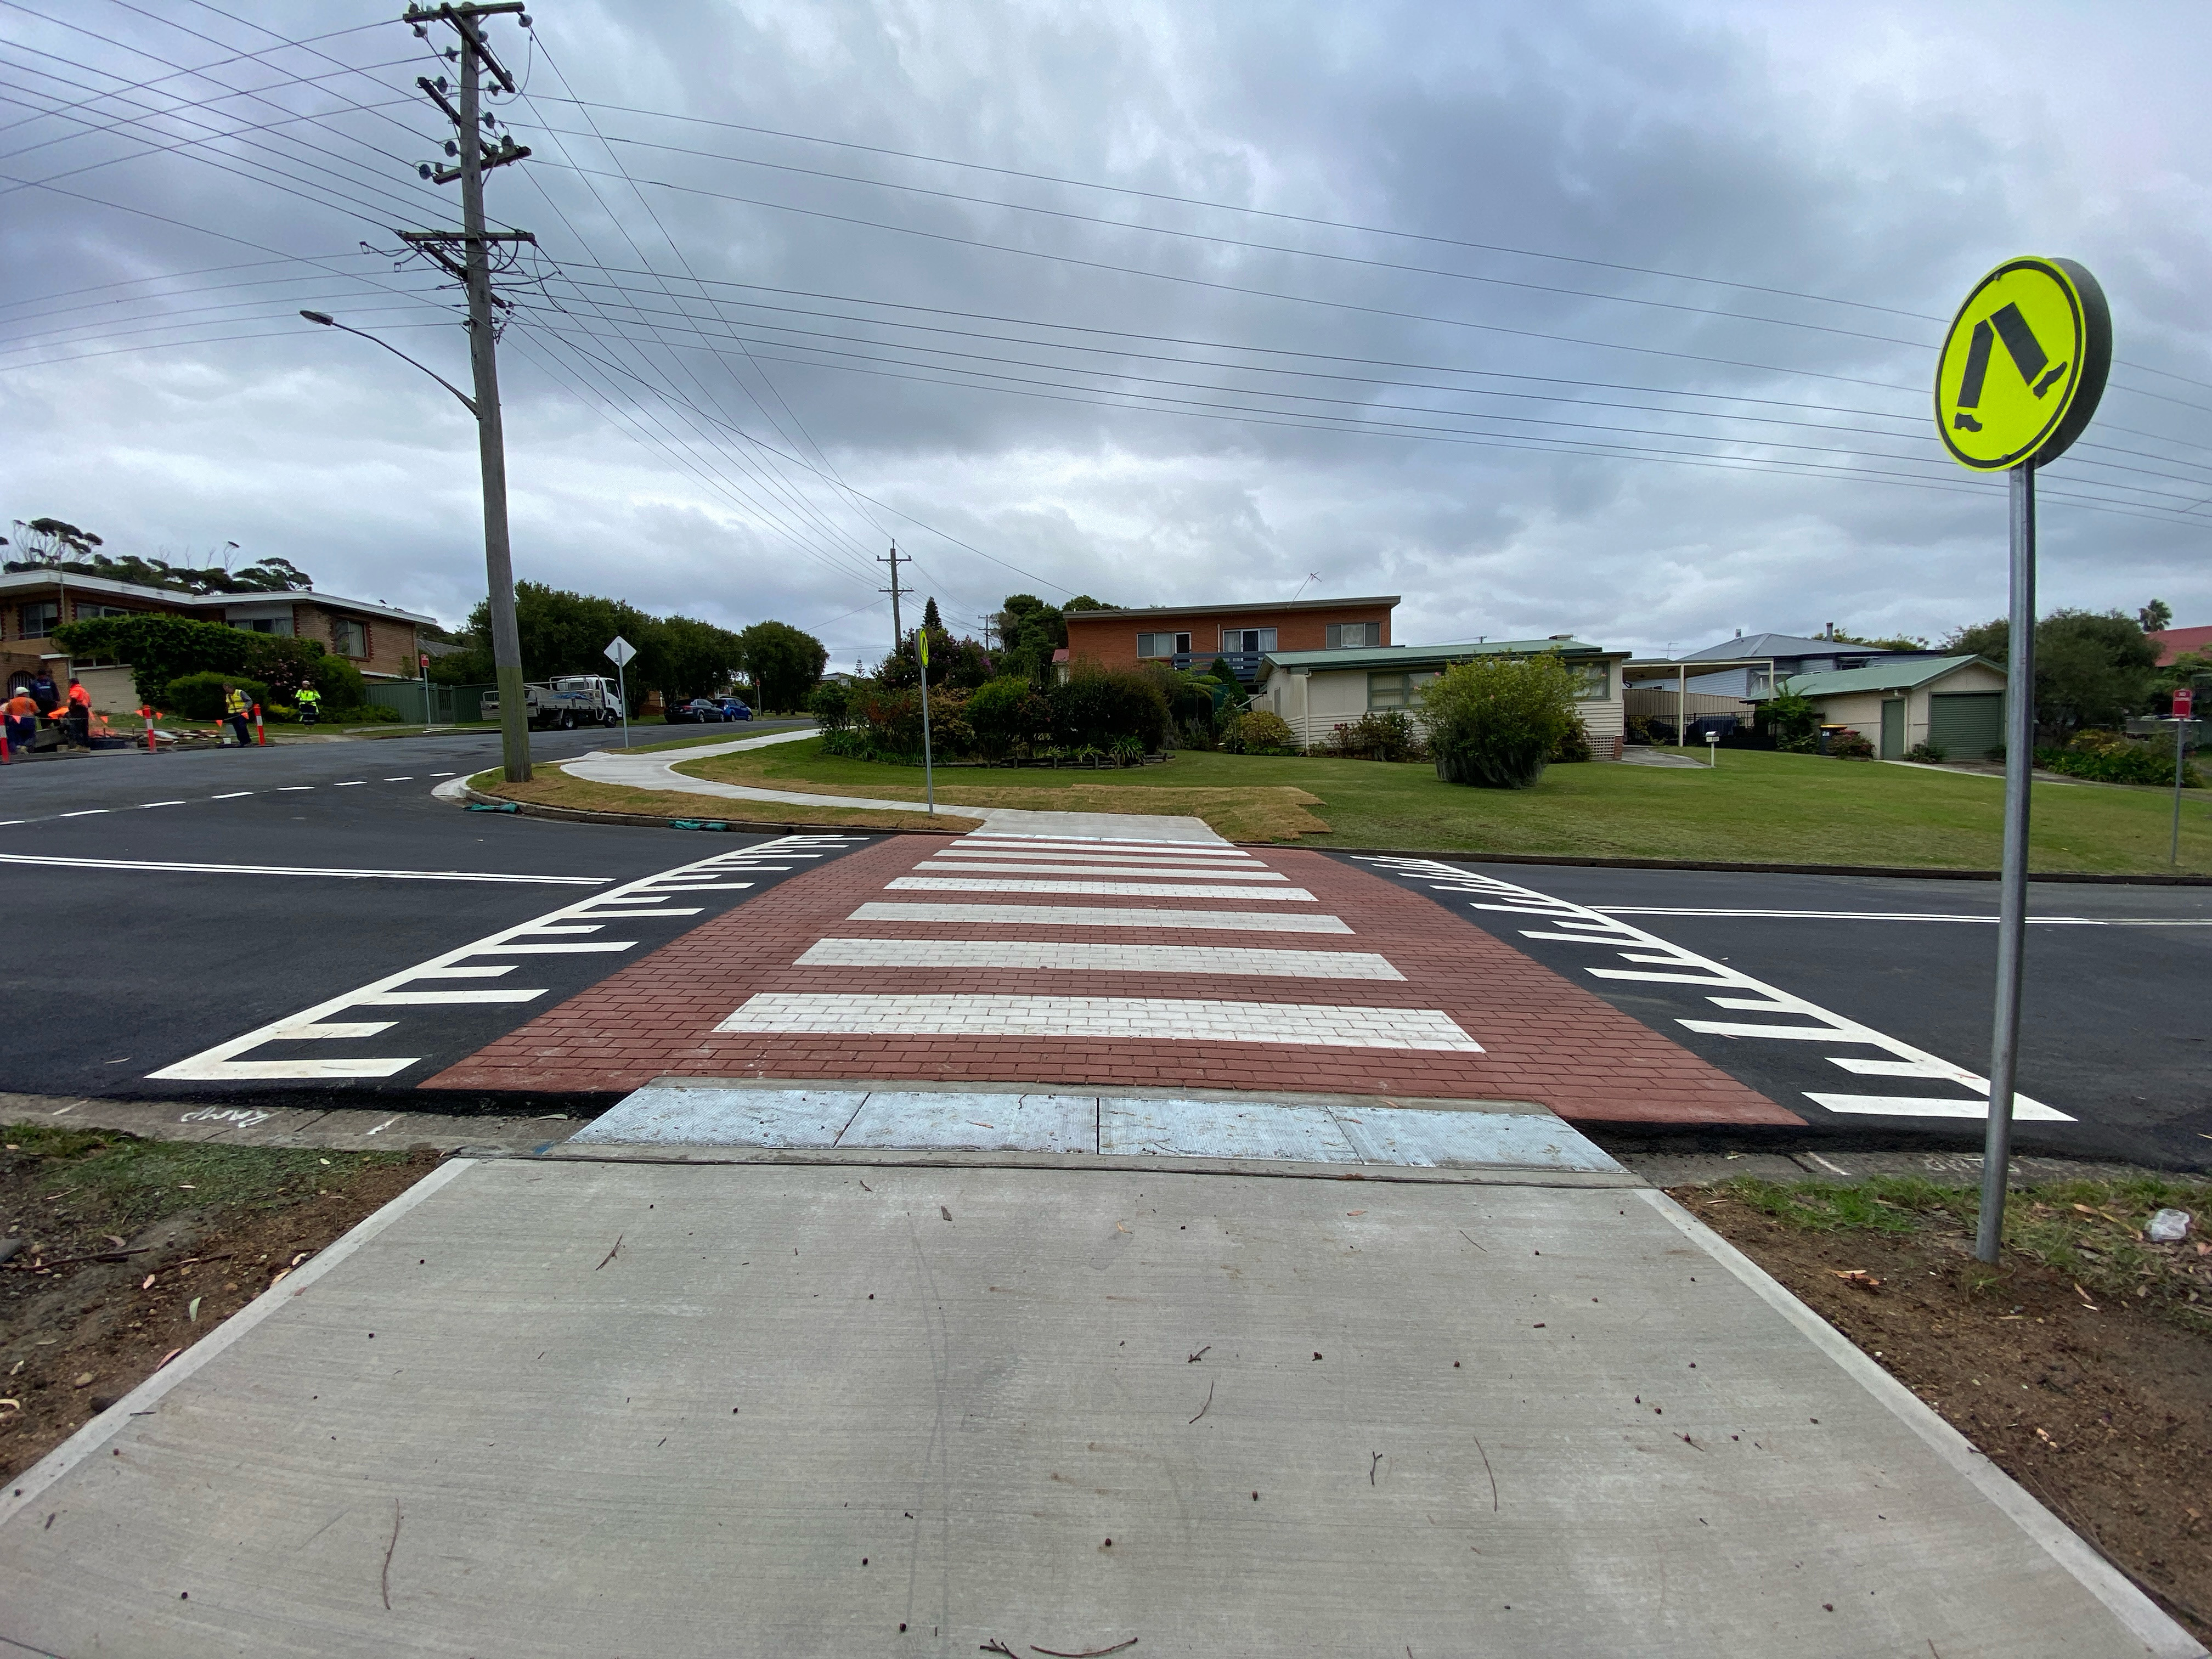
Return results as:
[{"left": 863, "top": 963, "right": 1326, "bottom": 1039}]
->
[{"left": 300, "top": 309, "right": 530, "bottom": 777}]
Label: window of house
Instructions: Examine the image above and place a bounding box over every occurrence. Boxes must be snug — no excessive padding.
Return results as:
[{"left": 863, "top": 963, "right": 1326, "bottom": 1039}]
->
[
  {"left": 1221, "top": 627, "right": 1278, "bottom": 653},
  {"left": 332, "top": 617, "right": 368, "bottom": 657},
  {"left": 1325, "top": 622, "right": 1379, "bottom": 648},
  {"left": 234, "top": 617, "right": 294, "bottom": 636},
  {"left": 1136, "top": 631, "right": 1193, "bottom": 658},
  {"left": 74, "top": 603, "right": 131, "bottom": 622},
  {"left": 1368, "top": 669, "right": 1440, "bottom": 709},
  {"left": 1570, "top": 662, "right": 1611, "bottom": 701},
  {"left": 19, "top": 601, "right": 59, "bottom": 639}
]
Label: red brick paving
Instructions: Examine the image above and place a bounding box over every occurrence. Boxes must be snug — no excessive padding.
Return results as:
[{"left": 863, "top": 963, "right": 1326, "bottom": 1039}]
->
[{"left": 419, "top": 835, "right": 1800, "bottom": 1126}]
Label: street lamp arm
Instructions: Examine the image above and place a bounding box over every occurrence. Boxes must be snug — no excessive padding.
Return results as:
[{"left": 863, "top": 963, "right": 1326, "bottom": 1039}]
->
[{"left": 298, "top": 311, "right": 477, "bottom": 415}]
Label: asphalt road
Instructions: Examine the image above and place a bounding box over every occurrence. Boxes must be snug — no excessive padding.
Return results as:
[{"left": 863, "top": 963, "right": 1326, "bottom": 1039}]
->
[
  {"left": 1354, "top": 856, "right": 2212, "bottom": 1170},
  {"left": 0, "top": 723, "right": 845, "bottom": 1109}
]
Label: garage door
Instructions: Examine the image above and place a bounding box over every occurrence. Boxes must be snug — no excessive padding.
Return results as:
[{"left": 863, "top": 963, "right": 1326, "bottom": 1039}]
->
[{"left": 1929, "top": 691, "right": 2005, "bottom": 758}]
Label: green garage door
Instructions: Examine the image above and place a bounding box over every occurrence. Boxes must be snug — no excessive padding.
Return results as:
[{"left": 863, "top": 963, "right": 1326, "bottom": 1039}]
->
[{"left": 1929, "top": 691, "right": 2004, "bottom": 759}]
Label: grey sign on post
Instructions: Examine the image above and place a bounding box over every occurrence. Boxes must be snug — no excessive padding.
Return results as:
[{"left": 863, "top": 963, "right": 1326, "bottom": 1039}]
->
[{"left": 605, "top": 635, "right": 636, "bottom": 749}]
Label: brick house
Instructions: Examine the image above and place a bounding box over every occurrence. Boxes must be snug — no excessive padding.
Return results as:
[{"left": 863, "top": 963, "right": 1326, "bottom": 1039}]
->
[
  {"left": 0, "top": 569, "right": 436, "bottom": 715},
  {"left": 1062, "top": 595, "right": 1398, "bottom": 684}
]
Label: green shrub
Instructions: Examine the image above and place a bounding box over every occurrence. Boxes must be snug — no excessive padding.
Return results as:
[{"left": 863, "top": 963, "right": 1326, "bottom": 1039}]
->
[
  {"left": 1828, "top": 730, "right": 1876, "bottom": 760},
  {"left": 1774, "top": 733, "right": 1819, "bottom": 754},
  {"left": 1049, "top": 668, "right": 1169, "bottom": 752},
  {"left": 966, "top": 675, "right": 1050, "bottom": 760},
  {"left": 1551, "top": 720, "right": 1593, "bottom": 763},
  {"left": 807, "top": 680, "right": 853, "bottom": 731},
  {"left": 1904, "top": 741, "right": 1948, "bottom": 763},
  {"left": 1758, "top": 685, "right": 1819, "bottom": 744},
  {"left": 1419, "top": 652, "right": 1578, "bottom": 789},
  {"left": 1319, "top": 709, "right": 1426, "bottom": 761},
  {"left": 1222, "top": 709, "right": 1296, "bottom": 754},
  {"left": 2036, "top": 735, "right": 2200, "bottom": 787},
  {"left": 162, "top": 672, "right": 268, "bottom": 720},
  {"left": 58, "top": 612, "right": 335, "bottom": 704}
]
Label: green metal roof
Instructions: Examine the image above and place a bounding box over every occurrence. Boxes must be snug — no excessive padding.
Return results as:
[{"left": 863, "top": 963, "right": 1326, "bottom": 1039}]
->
[
  {"left": 1256, "top": 636, "right": 1622, "bottom": 681},
  {"left": 1776, "top": 655, "right": 1999, "bottom": 697}
]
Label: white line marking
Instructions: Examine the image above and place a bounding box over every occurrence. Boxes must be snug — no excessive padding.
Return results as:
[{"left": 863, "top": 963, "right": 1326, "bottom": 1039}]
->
[
  {"left": 797, "top": 939, "right": 1403, "bottom": 979},
  {"left": 276, "top": 786, "right": 314, "bottom": 792},
  {"left": 890, "top": 876, "right": 1316, "bottom": 901},
  {"left": 955, "top": 840, "right": 1254, "bottom": 859},
  {"left": 918, "top": 859, "right": 1287, "bottom": 881},
  {"left": 412, "top": 965, "right": 517, "bottom": 978},
  {"left": 0, "top": 854, "right": 608, "bottom": 884},
  {"left": 716, "top": 993, "right": 1481, "bottom": 1050},
  {"left": 384, "top": 776, "right": 414, "bottom": 781},
  {"left": 935, "top": 847, "right": 1256, "bottom": 864},
  {"left": 1361, "top": 855, "right": 2070, "bottom": 1124},
  {"left": 334, "top": 780, "right": 366, "bottom": 787},
  {"left": 565, "top": 906, "right": 704, "bottom": 917},
  {"left": 139, "top": 800, "right": 186, "bottom": 808},
  {"left": 1806, "top": 1093, "right": 2072, "bottom": 1120},
  {"left": 355, "top": 989, "right": 548, "bottom": 1006},
  {"left": 58, "top": 809, "right": 108, "bottom": 817},
  {"left": 467, "top": 941, "right": 637, "bottom": 954},
  {"left": 1593, "top": 906, "right": 2212, "bottom": 926},
  {"left": 431, "top": 771, "right": 455, "bottom": 776},
  {"left": 145, "top": 834, "right": 839, "bottom": 1081},
  {"left": 848, "top": 902, "right": 1354, "bottom": 933},
  {"left": 210, "top": 791, "right": 252, "bottom": 799}
]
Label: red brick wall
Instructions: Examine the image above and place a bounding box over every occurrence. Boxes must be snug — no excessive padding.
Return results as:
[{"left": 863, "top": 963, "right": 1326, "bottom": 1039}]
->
[
  {"left": 1065, "top": 603, "right": 1394, "bottom": 670},
  {"left": 296, "top": 603, "right": 419, "bottom": 681}
]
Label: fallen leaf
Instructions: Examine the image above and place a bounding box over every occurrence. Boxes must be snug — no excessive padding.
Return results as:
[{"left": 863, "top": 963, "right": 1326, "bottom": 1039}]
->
[
  {"left": 187, "top": 1296, "right": 202, "bottom": 1323},
  {"left": 0, "top": 1398, "right": 18, "bottom": 1412},
  {"left": 71, "top": 1373, "right": 92, "bottom": 1388},
  {"left": 154, "top": 1347, "right": 183, "bottom": 1371},
  {"left": 140, "top": 1273, "right": 155, "bottom": 1290}
]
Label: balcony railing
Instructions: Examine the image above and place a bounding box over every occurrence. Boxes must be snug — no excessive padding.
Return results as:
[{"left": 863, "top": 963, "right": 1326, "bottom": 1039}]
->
[{"left": 1147, "top": 649, "right": 1266, "bottom": 682}]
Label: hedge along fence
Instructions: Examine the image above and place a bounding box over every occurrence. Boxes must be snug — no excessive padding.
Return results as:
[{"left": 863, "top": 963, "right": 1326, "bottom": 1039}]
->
[
  {"left": 54, "top": 612, "right": 366, "bottom": 708},
  {"left": 162, "top": 672, "right": 268, "bottom": 721}
]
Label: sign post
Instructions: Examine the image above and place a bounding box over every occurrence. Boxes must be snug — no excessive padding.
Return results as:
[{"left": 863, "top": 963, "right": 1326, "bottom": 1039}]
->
[
  {"left": 916, "top": 623, "right": 935, "bottom": 816},
  {"left": 1934, "top": 256, "right": 2111, "bottom": 1263},
  {"left": 2171, "top": 686, "right": 2195, "bottom": 865},
  {"left": 605, "top": 634, "right": 637, "bottom": 751},
  {"left": 1705, "top": 728, "right": 1720, "bottom": 768}
]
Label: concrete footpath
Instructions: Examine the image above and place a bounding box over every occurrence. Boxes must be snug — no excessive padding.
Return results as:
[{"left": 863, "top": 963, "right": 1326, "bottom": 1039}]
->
[{"left": 1, "top": 1139, "right": 2197, "bottom": 1656}]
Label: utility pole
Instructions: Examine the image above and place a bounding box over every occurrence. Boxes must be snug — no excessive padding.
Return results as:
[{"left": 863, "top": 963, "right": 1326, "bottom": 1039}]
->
[
  {"left": 877, "top": 542, "right": 909, "bottom": 657},
  {"left": 400, "top": 2, "right": 535, "bottom": 781}
]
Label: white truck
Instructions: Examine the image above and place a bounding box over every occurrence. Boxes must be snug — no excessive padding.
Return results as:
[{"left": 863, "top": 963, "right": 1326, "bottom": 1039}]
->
[{"left": 479, "top": 675, "right": 624, "bottom": 730}]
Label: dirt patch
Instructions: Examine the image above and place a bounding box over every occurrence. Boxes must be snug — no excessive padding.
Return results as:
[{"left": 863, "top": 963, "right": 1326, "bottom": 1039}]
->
[
  {"left": 0, "top": 1124, "right": 441, "bottom": 1484},
  {"left": 1679, "top": 1177, "right": 2212, "bottom": 1643}
]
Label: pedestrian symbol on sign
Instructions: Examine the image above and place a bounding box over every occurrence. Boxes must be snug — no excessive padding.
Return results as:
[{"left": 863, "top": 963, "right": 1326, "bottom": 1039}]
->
[{"left": 1934, "top": 257, "right": 2109, "bottom": 472}]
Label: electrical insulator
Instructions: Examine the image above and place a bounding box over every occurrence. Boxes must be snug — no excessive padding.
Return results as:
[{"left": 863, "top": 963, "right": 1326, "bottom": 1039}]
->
[
  {"left": 443, "top": 139, "right": 458, "bottom": 157},
  {"left": 417, "top": 163, "right": 432, "bottom": 179}
]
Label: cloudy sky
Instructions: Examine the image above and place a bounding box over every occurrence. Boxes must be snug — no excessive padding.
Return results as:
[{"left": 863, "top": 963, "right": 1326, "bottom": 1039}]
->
[{"left": 3, "top": 0, "right": 2209, "bottom": 667}]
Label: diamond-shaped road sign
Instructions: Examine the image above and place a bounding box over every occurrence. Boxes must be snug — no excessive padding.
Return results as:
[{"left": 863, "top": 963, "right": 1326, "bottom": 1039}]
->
[{"left": 605, "top": 635, "right": 636, "bottom": 668}]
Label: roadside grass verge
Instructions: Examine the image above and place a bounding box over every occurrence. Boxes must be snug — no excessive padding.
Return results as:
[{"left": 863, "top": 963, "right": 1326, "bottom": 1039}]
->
[
  {"left": 1710, "top": 1173, "right": 2212, "bottom": 1330},
  {"left": 469, "top": 768, "right": 984, "bottom": 831},
  {"left": 3, "top": 1122, "right": 408, "bottom": 1240},
  {"left": 661, "top": 737, "right": 2212, "bottom": 870}
]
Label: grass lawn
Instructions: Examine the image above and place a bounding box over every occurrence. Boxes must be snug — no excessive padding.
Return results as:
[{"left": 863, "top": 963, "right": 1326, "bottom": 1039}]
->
[{"left": 655, "top": 737, "right": 2212, "bottom": 872}]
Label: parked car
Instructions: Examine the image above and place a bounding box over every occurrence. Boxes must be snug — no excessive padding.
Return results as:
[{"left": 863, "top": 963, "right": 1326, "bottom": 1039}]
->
[
  {"left": 666, "top": 698, "right": 731, "bottom": 724},
  {"left": 716, "top": 698, "right": 753, "bottom": 721}
]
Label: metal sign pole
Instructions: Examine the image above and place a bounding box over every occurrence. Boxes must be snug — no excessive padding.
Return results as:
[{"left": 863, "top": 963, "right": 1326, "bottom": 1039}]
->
[
  {"left": 618, "top": 661, "right": 629, "bottom": 751},
  {"left": 1976, "top": 460, "right": 2036, "bottom": 1263},
  {"left": 2170, "top": 691, "right": 2192, "bottom": 864},
  {"left": 917, "top": 630, "right": 935, "bottom": 816}
]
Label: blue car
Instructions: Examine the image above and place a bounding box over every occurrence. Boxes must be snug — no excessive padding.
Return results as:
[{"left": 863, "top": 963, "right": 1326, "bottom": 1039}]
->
[{"left": 717, "top": 698, "right": 753, "bottom": 721}]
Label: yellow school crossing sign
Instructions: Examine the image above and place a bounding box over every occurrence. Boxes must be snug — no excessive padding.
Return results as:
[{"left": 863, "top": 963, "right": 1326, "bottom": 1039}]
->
[{"left": 1934, "top": 256, "right": 2110, "bottom": 470}]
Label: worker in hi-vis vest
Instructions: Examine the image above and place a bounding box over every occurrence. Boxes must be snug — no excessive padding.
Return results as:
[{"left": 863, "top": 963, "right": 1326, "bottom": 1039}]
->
[
  {"left": 296, "top": 684, "right": 323, "bottom": 726},
  {"left": 222, "top": 683, "right": 254, "bottom": 748}
]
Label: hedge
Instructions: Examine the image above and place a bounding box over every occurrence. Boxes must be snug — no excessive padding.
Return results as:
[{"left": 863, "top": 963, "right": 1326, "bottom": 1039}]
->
[{"left": 54, "top": 613, "right": 364, "bottom": 707}]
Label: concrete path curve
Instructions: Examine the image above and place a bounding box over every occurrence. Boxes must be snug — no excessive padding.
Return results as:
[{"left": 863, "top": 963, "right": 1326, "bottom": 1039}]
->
[{"left": 558, "top": 729, "right": 1227, "bottom": 843}]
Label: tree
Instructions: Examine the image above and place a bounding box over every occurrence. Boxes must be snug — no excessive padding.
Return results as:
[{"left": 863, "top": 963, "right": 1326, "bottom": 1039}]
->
[
  {"left": 1830, "top": 630, "right": 1931, "bottom": 651},
  {"left": 1419, "top": 652, "right": 1580, "bottom": 789},
  {"left": 53, "top": 612, "right": 359, "bottom": 706},
  {"left": 736, "top": 619, "right": 827, "bottom": 712},
  {"left": 2141, "top": 599, "right": 2174, "bottom": 634},
  {"left": 921, "top": 596, "right": 943, "bottom": 634},
  {"left": 653, "top": 616, "right": 746, "bottom": 702},
  {"left": 1943, "top": 610, "right": 2158, "bottom": 737}
]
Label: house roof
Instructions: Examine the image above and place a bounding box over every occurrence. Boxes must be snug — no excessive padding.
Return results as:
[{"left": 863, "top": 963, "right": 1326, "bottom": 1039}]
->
[
  {"left": 1064, "top": 594, "right": 1398, "bottom": 622},
  {"left": 1778, "top": 655, "right": 1999, "bottom": 697},
  {"left": 1680, "top": 631, "right": 1898, "bottom": 661},
  {"left": 1256, "top": 636, "right": 1625, "bottom": 682},
  {"left": 0, "top": 569, "right": 436, "bottom": 627},
  {"left": 2148, "top": 625, "right": 2212, "bottom": 666}
]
